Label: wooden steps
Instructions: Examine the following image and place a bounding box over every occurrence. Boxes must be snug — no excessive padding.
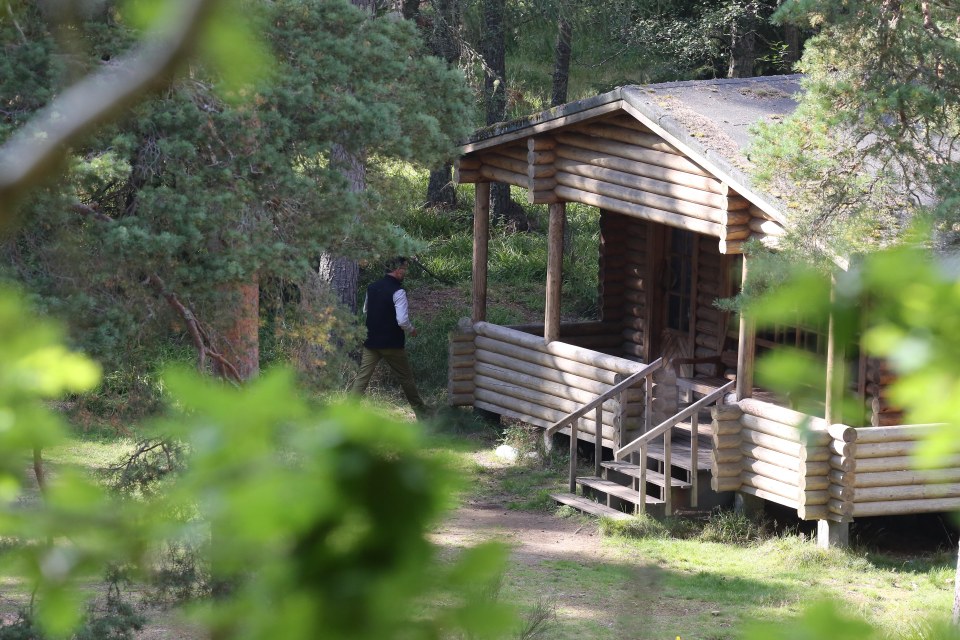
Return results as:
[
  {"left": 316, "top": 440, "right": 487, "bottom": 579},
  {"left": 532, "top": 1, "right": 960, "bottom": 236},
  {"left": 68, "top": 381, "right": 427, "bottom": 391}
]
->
[
  {"left": 550, "top": 492, "right": 634, "bottom": 520},
  {"left": 671, "top": 418, "right": 714, "bottom": 438},
  {"left": 645, "top": 437, "right": 712, "bottom": 472},
  {"left": 600, "top": 461, "right": 691, "bottom": 489},
  {"left": 578, "top": 476, "right": 665, "bottom": 505}
]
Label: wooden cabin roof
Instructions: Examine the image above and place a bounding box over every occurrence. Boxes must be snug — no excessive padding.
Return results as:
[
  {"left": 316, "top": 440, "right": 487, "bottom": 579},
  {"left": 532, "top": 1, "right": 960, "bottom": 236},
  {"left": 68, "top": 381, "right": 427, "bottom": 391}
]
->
[{"left": 457, "top": 75, "right": 803, "bottom": 254}]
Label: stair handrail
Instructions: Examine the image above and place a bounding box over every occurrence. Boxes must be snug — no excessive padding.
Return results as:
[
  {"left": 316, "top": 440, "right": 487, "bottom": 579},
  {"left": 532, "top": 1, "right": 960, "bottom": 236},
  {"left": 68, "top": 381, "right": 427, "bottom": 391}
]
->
[
  {"left": 544, "top": 358, "right": 662, "bottom": 494},
  {"left": 544, "top": 357, "right": 663, "bottom": 440},
  {"left": 615, "top": 379, "right": 734, "bottom": 460},
  {"left": 614, "top": 379, "right": 734, "bottom": 515}
]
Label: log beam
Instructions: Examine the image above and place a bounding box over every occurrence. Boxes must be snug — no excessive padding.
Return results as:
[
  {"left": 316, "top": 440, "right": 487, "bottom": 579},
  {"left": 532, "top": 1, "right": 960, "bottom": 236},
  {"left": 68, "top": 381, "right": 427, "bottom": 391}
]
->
[{"left": 545, "top": 202, "right": 565, "bottom": 343}]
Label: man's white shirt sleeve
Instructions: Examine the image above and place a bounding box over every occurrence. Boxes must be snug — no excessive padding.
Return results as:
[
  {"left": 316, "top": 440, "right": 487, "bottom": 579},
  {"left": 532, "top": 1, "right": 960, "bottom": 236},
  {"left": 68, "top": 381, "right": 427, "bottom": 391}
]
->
[{"left": 392, "top": 290, "right": 415, "bottom": 332}]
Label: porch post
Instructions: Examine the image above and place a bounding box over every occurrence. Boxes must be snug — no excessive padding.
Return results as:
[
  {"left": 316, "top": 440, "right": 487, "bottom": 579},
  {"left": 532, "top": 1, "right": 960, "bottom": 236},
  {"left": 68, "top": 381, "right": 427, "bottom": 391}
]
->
[
  {"left": 472, "top": 182, "right": 490, "bottom": 323},
  {"left": 824, "top": 275, "right": 844, "bottom": 424},
  {"left": 736, "top": 256, "right": 755, "bottom": 400},
  {"left": 821, "top": 274, "right": 850, "bottom": 547},
  {"left": 544, "top": 201, "right": 565, "bottom": 343}
]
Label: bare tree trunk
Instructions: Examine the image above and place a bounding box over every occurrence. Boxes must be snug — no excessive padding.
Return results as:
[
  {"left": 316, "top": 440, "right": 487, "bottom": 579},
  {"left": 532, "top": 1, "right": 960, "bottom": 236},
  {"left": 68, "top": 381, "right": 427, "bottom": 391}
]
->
[
  {"left": 482, "top": 0, "right": 505, "bottom": 126},
  {"left": 318, "top": 253, "right": 360, "bottom": 313},
  {"left": 551, "top": 16, "right": 572, "bottom": 107},
  {"left": 481, "top": 0, "right": 511, "bottom": 224},
  {"left": 783, "top": 22, "right": 801, "bottom": 68},
  {"left": 401, "top": 0, "right": 420, "bottom": 20},
  {"left": 424, "top": 0, "right": 460, "bottom": 209}
]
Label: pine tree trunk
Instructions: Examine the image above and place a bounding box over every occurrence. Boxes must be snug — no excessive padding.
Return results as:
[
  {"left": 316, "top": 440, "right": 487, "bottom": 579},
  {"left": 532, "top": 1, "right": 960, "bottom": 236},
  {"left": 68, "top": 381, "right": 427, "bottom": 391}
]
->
[
  {"left": 320, "top": 143, "right": 365, "bottom": 314},
  {"left": 482, "top": 0, "right": 506, "bottom": 127},
  {"left": 783, "top": 23, "right": 801, "bottom": 68},
  {"left": 490, "top": 182, "right": 511, "bottom": 225},
  {"left": 482, "top": 0, "right": 510, "bottom": 224},
  {"left": 318, "top": 0, "right": 373, "bottom": 314},
  {"left": 220, "top": 277, "right": 260, "bottom": 380},
  {"left": 401, "top": 0, "right": 420, "bottom": 20},
  {"left": 426, "top": 164, "right": 456, "bottom": 209},
  {"left": 318, "top": 253, "right": 360, "bottom": 314},
  {"left": 424, "top": 0, "right": 460, "bottom": 209},
  {"left": 728, "top": 15, "right": 757, "bottom": 78},
  {"left": 551, "top": 16, "right": 572, "bottom": 107}
]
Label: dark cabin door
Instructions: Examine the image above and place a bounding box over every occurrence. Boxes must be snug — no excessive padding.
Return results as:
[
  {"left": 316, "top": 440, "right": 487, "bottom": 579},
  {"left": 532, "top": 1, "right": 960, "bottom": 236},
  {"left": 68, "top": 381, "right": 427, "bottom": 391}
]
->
[{"left": 650, "top": 227, "right": 698, "bottom": 363}]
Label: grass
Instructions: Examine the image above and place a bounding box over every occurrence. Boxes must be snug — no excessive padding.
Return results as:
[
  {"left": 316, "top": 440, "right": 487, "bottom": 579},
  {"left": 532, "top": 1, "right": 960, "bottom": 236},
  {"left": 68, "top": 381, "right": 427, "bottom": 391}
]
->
[{"left": 424, "top": 429, "right": 957, "bottom": 640}]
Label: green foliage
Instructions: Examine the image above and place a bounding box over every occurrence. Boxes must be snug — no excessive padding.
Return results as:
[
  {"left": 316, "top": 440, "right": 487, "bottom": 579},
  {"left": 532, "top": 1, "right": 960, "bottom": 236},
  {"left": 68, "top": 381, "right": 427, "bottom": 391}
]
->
[
  {"left": 742, "top": 600, "right": 878, "bottom": 640},
  {"left": 0, "top": 288, "right": 518, "bottom": 638},
  {"left": 752, "top": 0, "right": 960, "bottom": 258},
  {"left": 625, "top": 0, "right": 784, "bottom": 79},
  {"left": 743, "top": 236, "right": 960, "bottom": 636},
  {"left": 3, "top": 0, "right": 473, "bottom": 397},
  {"left": 749, "top": 237, "right": 960, "bottom": 458}
]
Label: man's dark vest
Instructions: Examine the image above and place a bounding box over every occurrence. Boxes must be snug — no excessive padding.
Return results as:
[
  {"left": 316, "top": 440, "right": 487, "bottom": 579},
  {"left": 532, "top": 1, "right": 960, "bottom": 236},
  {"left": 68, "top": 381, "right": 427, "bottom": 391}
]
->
[{"left": 364, "top": 274, "right": 405, "bottom": 349}]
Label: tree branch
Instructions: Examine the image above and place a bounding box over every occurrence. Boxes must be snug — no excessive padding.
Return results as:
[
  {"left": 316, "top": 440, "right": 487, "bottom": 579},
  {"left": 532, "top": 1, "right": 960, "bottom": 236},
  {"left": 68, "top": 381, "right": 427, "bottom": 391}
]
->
[
  {"left": 0, "top": 0, "right": 225, "bottom": 223},
  {"left": 146, "top": 274, "right": 243, "bottom": 384}
]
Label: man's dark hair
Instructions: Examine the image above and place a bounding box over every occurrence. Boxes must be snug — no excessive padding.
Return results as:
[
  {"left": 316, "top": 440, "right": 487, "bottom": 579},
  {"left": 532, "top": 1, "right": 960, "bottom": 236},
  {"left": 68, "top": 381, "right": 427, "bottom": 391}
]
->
[{"left": 385, "top": 256, "right": 409, "bottom": 272}]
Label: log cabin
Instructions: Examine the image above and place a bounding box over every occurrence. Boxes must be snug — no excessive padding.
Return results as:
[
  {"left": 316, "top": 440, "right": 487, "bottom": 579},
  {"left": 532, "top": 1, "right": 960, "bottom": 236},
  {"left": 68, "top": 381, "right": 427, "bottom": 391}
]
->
[{"left": 448, "top": 75, "right": 946, "bottom": 548}]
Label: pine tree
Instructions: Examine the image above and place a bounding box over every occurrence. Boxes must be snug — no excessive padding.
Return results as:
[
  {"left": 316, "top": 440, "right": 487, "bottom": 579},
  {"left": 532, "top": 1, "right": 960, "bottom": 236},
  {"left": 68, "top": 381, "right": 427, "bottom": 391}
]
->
[
  {"left": 751, "top": 0, "right": 960, "bottom": 259},
  {"left": 1, "top": 0, "right": 472, "bottom": 385}
]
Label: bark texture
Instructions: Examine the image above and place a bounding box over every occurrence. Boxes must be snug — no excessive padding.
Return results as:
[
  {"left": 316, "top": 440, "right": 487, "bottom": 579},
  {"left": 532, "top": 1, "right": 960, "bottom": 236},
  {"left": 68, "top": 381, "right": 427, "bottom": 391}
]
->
[
  {"left": 551, "top": 16, "right": 572, "bottom": 107},
  {"left": 427, "top": 163, "right": 456, "bottom": 209},
  {"left": 424, "top": 0, "right": 460, "bottom": 209},
  {"left": 319, "top": 0, "right": 372, "bottom": 314},
  {"left": 220, "top": 278, "right": 260, "bottom": 380},
  {"left": 728, "top": 11, "right": 757, "bottom": 78}
]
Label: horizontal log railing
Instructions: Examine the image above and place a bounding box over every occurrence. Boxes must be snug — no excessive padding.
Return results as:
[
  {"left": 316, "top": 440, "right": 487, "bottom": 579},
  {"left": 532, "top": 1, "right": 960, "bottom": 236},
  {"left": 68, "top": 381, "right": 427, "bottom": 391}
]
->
[
  {"left": 468, "top": 321, "right": 649, "bottom": 445},
  {"left": 615, "top": 379, "right": 735, "bottom": 516},
  {"left": 850, "top": 423, "right": 955, "bottom": 517},
  {"left": 709, "top": 396, "right": 960, "bottom": 520},
  {"left": 544, "top": 358, "right": 663, "bottom": 494}
]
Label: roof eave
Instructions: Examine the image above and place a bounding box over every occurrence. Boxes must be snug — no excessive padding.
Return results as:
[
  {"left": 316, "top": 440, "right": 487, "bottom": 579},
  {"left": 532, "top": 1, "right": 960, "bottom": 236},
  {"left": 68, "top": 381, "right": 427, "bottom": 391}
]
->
[{"left": 460, "top": 87, "right": 624, "bottom": 155}]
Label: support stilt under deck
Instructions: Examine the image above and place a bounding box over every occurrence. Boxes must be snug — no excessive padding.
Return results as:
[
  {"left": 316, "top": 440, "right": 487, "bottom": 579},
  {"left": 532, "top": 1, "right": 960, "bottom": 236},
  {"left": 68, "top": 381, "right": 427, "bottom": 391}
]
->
[
  {"left": 734, "top": 491, "right": 764, "bottom": 519},
  {"left": 817, "top": 520, "right": 850, "bottom": 549}
]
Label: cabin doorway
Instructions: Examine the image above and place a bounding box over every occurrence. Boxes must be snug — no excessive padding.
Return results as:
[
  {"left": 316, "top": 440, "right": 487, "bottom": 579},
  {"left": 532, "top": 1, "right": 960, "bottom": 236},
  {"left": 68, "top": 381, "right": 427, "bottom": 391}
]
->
[{"left": 650, "top": 226, "right": 699, "bottom": 367}]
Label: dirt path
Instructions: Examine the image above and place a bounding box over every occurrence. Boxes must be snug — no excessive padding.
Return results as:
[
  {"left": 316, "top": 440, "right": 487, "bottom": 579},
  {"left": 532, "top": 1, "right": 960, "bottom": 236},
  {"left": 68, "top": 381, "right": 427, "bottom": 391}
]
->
[
  {"left": 433, "top": 497, "right": 608, "bottom": 565},
  {"left": 430, "top": 451, "right": 675, "bottom": 640}
]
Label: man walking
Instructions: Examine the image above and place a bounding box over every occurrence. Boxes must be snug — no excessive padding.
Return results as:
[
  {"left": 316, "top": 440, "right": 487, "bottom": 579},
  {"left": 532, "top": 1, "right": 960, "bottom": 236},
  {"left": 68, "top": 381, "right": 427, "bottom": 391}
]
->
[{"left": 350, "top": 257, "right": 428, "bottom": 418}]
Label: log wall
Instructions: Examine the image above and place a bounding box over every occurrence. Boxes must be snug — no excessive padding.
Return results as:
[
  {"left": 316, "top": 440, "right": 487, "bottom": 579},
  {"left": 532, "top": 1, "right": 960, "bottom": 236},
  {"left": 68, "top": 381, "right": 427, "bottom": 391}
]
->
[
  {"left": 599, "top": 211, "right": 650, "bottom": 361},
  {"left": 864, "top": 357, "right": 903, "bottom": 427},
  {"left": 710, "top": 397, "right": 960, "bottom": 520},
  {"left": 455, "top": 321, "right": 646, "bottom": 449},
  {"left": 710, "top": 397, "right": 854, "bottom": 521},
  {"left": 849, "top": 424, "right": 960, "bottom": 516},
  {"left": 507, "top": 321, "right": 624, "bottom": 354},
  {"left": 448, "top": 319, "right": 477, "bottom": 407}
]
